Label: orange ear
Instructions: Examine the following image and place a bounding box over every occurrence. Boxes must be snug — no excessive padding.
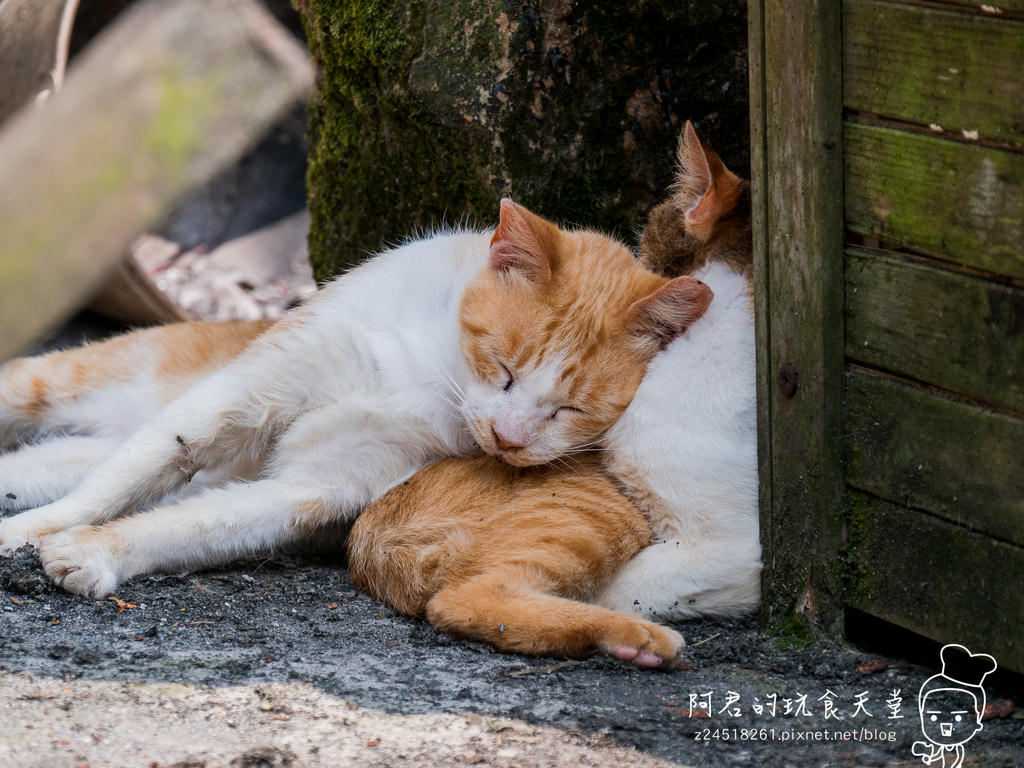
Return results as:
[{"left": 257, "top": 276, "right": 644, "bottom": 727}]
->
[
  {"left": 489, "top": 199, "right": 556, "bottom": 283},
  {"left": 630, "top": 275, "right": 714, "bottom": 349},
  {"left": 676, "top": 121, "right": 743, "bottom": 239}
]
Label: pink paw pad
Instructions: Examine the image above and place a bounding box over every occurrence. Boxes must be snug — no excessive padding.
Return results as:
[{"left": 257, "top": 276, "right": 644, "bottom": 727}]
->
[
  {"left": 614, "top": 646, "right": 639, "bottom": 661},
  {"left": 634, "top": 652, "right": 663, "bottom": 668}
]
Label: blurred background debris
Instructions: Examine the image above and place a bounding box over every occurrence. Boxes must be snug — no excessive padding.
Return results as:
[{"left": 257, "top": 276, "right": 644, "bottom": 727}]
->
[
  {"left": 0, "top": 0, "right": 314, "bottom": 356},
  {"left": 124, "top": 101, "right": 315, "bottom": 324}
]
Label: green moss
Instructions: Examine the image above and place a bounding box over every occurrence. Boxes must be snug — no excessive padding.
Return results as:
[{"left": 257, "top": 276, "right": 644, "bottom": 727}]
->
[
  {"left": 296, "top": 0, "right": 749, "bottom": 280},
  {"left": 843, "top": 491, "right": 877, "bottom": 605},
  {"left": 769, "top": 612, "right": 814, "bottom": 650},
  {"left": 142, "top": 65, "right": 217, "bottom": 182}
]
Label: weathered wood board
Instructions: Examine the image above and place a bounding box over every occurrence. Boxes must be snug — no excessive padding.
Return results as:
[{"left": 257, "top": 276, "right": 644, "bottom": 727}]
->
[
  {"left": 749, "top": 0, "right": 846, "bottom": 634},
  {"left": 848, "top": 493, "right": 1024, "bottom": 673},
  {"left": 748, "top": 0, "right": 773, "bottom": 607},
  {"left": 0, "top": 0, "right": 311, "bottom": 362},
  {"left": 846, "top": 368, "right": 1024, "bottom": 545},
  {"left": 844, "top": 0, "right": 1024, "bottom": 143},
  {"left": 844, "top": 123, "right": 1024, "bottom": 279},
  {"left": 845, "top": 247, "right": 1024, "bottom": 409},
  {"left": 938, "top": 0, "right": 1024, "bottom": 13}
]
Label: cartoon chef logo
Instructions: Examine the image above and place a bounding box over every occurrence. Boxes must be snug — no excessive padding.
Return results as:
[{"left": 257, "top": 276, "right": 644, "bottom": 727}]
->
[{"left": 911, "top": 644, "right": 997, "bottom": 768}]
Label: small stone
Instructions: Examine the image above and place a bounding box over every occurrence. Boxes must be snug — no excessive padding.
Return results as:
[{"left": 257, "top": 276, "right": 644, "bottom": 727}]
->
[{"left": 856, "top": 660, "right": 888, "bottom": 675}]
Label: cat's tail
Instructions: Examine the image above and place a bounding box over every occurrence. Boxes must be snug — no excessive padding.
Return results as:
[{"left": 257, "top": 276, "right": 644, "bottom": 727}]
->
[{"left": 0, "top": 319, "right": 273, "bottom": 450}]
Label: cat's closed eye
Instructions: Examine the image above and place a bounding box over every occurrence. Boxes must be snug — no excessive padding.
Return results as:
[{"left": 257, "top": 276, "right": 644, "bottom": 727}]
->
[
  {"left": 550, "top": 406, "right": 583, "bottom": 420},
  {"left": 500, "top": 364, "right": 514, "bottom": 392}
]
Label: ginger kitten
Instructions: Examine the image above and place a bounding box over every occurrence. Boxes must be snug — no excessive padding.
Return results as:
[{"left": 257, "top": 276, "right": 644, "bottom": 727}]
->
[
  {"left": 349, "top": 454, "right": 683, "bottom": 668},
  {"left": 0, "top": 200, "right": 711, "bottom": 598}
]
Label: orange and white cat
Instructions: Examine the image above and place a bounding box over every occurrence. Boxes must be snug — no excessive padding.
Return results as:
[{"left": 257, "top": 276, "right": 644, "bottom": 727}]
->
[
  {"left": 0, "top": 200, "right": 711, "bottom": 602},
  {"left": 347, "top": 123, "right": 758, "bottom": 670}
]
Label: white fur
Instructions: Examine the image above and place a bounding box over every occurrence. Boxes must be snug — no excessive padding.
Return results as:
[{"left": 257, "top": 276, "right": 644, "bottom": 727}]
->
[
  {"left": 0, "top": 436, "right": 117, "bottom": 513},
  {"left": 0, "top": 230, "right": 583, "bottom": 596},
  {"left": 464, "top": 353, "right": 566, "bottom": 451},
  {"left": 596, "top": 261, "right": 760, "bottom": 620}
]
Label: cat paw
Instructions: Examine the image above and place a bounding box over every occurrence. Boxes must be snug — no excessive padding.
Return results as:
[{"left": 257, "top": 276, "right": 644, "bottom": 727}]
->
[
  {"left": 0, "top": 501, "right": 80, "bottom": 555},
  {"left": 39, "top": 527, "right": 120, "bottom": 598},
  {"left": 0, "top": 517, "right": 41, "bottom": 555},
  {"left": 598, "top": 615, "right": 685, "bottom": 670}
]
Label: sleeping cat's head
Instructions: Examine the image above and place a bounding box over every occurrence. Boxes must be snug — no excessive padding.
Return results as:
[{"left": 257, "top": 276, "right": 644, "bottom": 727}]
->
[
  {"left": 459, "top": 199, "right": 713, "bottom": 466},
  {"left": 638, "top": 120, "right": 751, "bottom": 278}
]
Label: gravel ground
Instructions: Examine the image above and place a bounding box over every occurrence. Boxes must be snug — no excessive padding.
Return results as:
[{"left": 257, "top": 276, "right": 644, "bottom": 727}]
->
[{"left": 0, "top": 546, "right": 1021, "bottom": 768}]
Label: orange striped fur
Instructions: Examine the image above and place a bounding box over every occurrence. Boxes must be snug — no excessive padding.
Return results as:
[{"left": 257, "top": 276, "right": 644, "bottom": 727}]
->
[{"left": 349, "top": 454, "right": 682, "bottom": 667}]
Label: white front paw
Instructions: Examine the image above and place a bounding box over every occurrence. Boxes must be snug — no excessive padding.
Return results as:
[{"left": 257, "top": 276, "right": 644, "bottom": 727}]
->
[
  {"left": 0, "top": 500, "right": 80, "bottom": 555},
  {"left": 0, "top": 518, "right": 40, "bottom": 555},
  {"left": 39, "top": 527, "right": 120, "bottom": 598}
]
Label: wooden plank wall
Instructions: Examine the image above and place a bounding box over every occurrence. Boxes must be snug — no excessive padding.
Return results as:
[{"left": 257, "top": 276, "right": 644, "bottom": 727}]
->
[{"left": 840, "top": 0, "right": 1024, "bottom": 670}]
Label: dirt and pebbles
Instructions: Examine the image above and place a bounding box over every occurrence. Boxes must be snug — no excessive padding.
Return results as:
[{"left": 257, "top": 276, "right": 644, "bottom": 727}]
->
[{"left": 0, "top": 546, "right": 1021, "bottom": 768}]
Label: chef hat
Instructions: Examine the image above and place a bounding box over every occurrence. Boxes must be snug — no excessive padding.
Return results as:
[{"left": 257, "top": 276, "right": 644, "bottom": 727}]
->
[
  {"left": 936, "top": 644, "right": 998, "bottom": 688},
  {"left": 919, "top": 644, "right": 998, "bottom": 715}
]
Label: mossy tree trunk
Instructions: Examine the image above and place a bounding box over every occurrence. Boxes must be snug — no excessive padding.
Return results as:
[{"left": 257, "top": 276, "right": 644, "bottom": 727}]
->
[{"left": 296, "top": 0, "right": 748, "bottom": 280}]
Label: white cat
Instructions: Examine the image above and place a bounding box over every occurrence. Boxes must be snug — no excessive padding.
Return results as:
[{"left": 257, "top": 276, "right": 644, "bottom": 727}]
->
[
  {"left": 596, "top": 122, "right": 761, "bottom": 621},
  {"left": 0, "top": 200, "right": 711, "bottom": 598}
]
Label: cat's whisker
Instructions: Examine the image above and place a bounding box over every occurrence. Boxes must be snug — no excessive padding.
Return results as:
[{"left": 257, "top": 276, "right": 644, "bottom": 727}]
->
[
  {"left": 551, "top": 456, "right": 582, "bottom": 477},
  {"left": 435, "top": 362, "right": 467, "bottom": 402},
  {"left": 432, "top": 383, "right": 464, "bottom": 415},
  {"left": 568, "top": 437, "right": 607, "bottom": 451},
  {"left": 432, "top": 396, "right": 462, "bottom": 422},
  {"left": 436, "top": 391, "right": 461, "bottom": 412}
]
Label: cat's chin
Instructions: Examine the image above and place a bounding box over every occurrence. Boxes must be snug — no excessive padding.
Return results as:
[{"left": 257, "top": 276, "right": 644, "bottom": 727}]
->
[
  {"left": 487, "top": 450, "right": 521, "bottom": 466},
  {"left": 486, "top": 448, "right": 553, "bottom": 468}
]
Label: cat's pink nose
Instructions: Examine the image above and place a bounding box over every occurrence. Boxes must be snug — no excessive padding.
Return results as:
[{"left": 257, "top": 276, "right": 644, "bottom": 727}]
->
[{"left": 492, "top": 424, "right": 525, "bottom": 451}]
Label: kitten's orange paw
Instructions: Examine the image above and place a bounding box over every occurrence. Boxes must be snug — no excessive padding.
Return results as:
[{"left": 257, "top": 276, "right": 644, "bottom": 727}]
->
[
  {"left": 598, "top": 615, "right": 685, "bottom": 670},
  {"left": 39, "top": 526, "right": 119, "bottom": 598}
]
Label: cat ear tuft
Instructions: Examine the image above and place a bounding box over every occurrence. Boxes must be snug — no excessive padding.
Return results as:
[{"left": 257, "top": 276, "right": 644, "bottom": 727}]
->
[
  {"left": 630, "top": 275, "right": 714, "bottom": 349},
  {"left": 675, "top": 121, "right": 744, "bottom": 239},
  {"left": 489, "top": 199, "right": 555, "bottom": 283},
  {"left": 675, "top": 121, "right": 714, "bottom": 202}
]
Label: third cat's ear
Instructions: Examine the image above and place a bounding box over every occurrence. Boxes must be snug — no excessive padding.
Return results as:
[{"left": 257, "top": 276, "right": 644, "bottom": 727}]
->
[
  {"left": 629, "top": 275, "right": 714, "bottom": 349},
  {"left": 489, "top": 199, "right": 557, "bottom": 283},
  {"left": 676, "top": 121, "right": 743, "bottom": 239}
]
